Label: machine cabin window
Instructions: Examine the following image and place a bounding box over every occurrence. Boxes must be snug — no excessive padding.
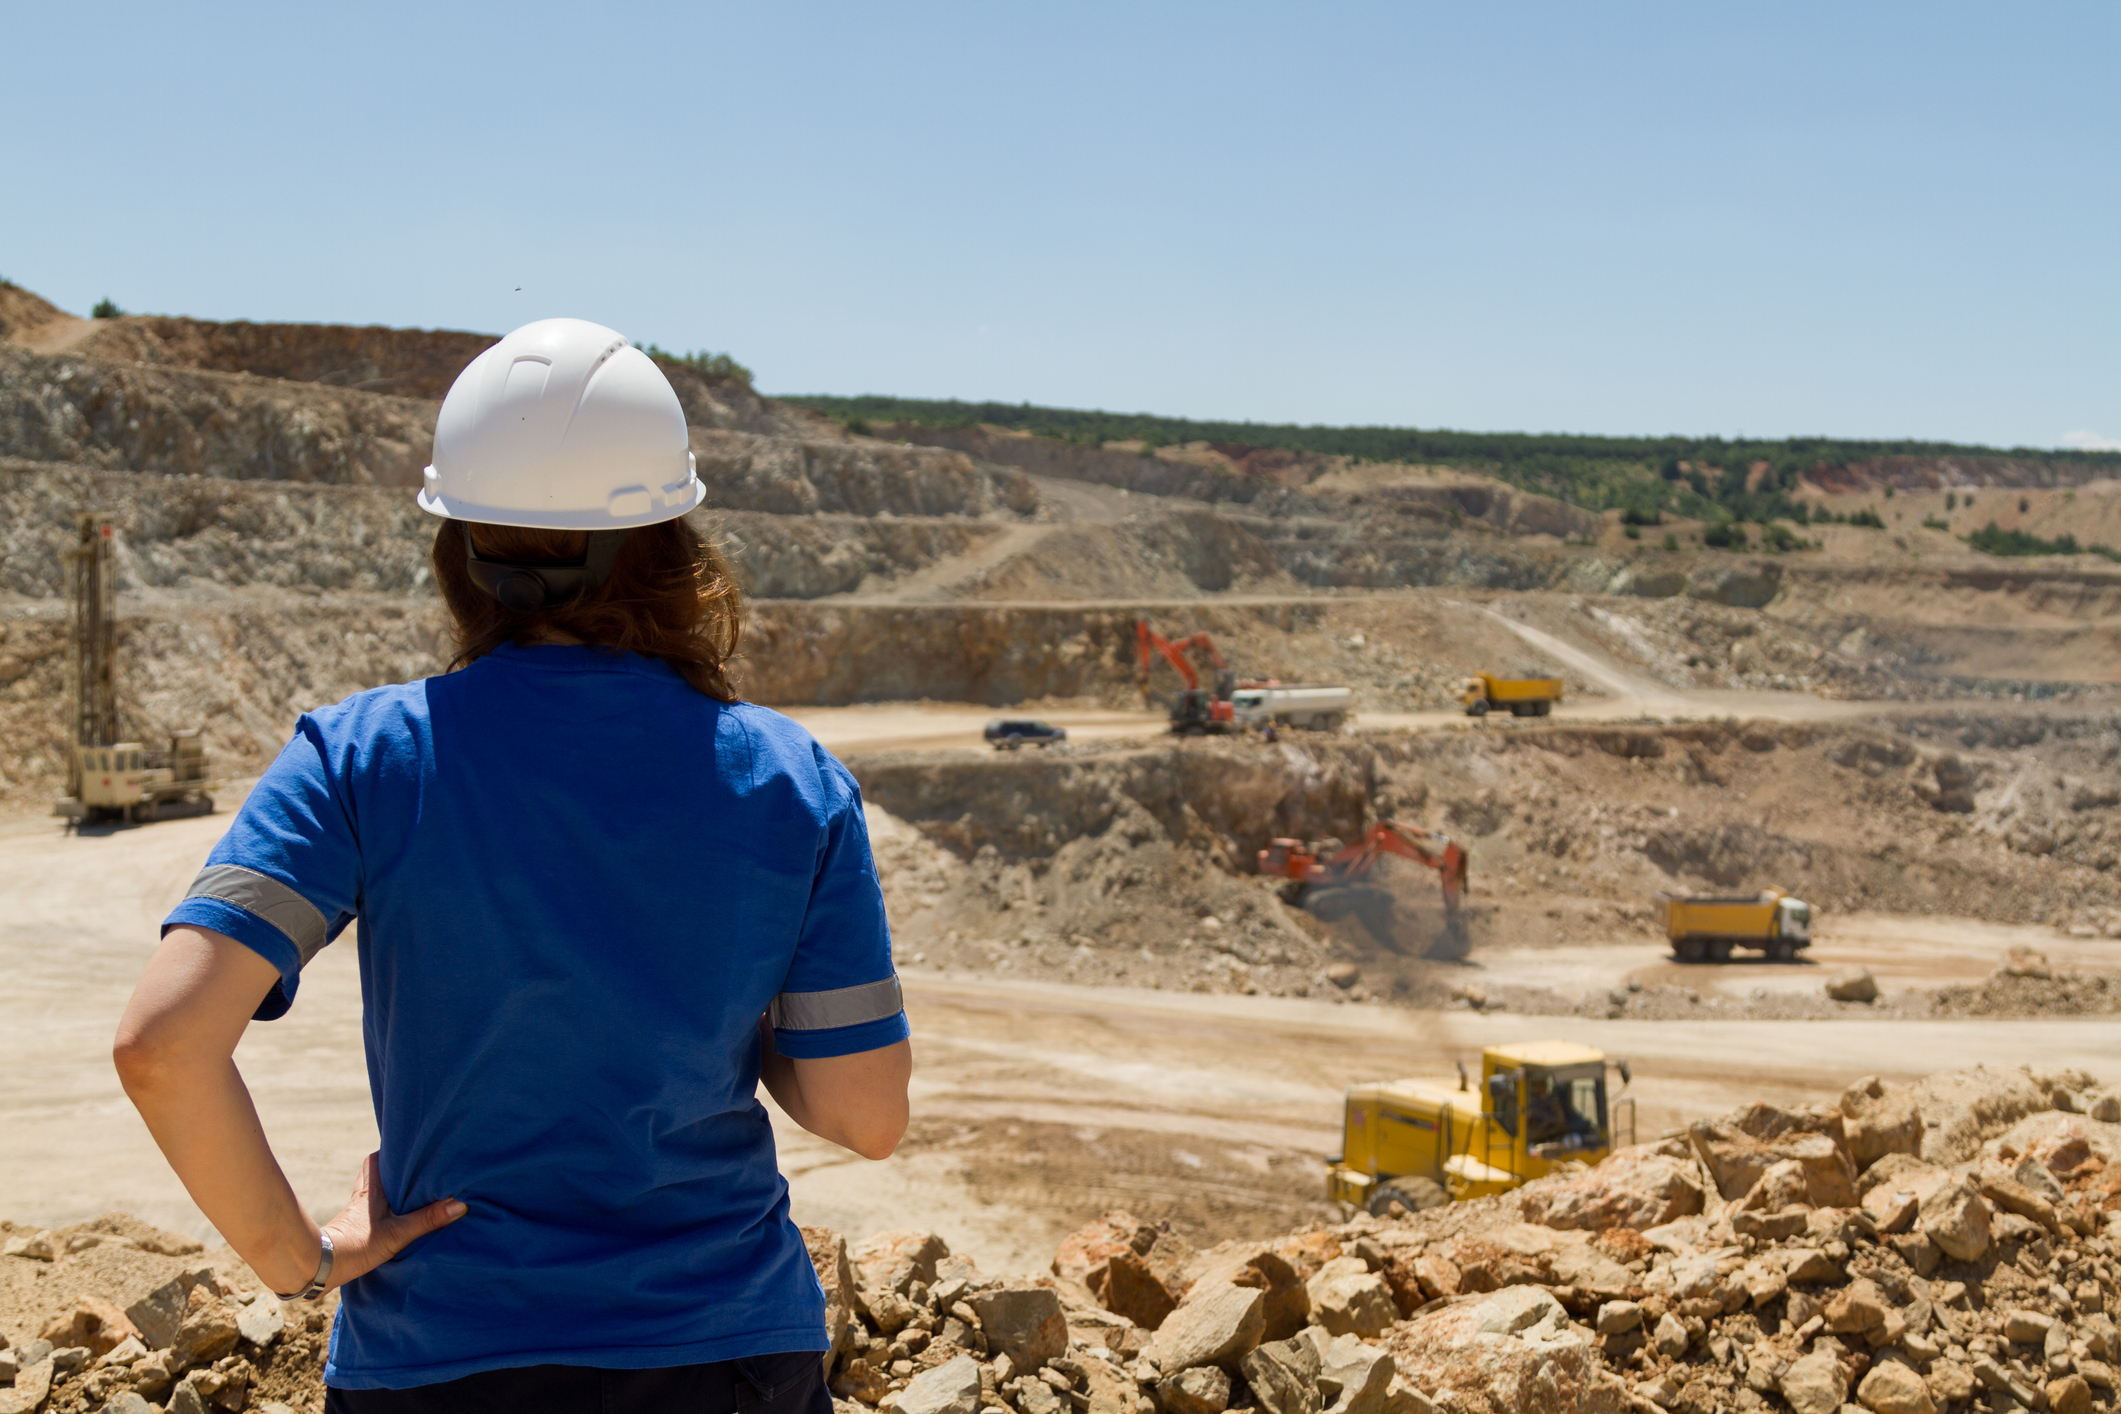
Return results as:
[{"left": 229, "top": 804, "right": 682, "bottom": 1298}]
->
[{"left": 1524, "top": 1065, "right": 1606, "bottom": 1146}]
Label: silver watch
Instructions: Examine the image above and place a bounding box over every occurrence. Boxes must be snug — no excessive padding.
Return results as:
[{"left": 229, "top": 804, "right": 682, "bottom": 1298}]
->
[{"left": 277, "top": 1231, "right": 334, "bottom": 1301}]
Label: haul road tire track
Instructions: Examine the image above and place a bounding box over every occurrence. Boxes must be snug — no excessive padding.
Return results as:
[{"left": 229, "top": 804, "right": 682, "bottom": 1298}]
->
[{"left": 5, "top": 803, "right": 2119, "bottom": 1275}]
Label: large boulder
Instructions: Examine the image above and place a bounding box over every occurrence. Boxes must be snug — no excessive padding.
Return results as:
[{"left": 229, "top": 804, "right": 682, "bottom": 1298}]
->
[
  {"left": 1907, "top": 1066, "right": 2052, "bottom": 1165},
  {"left": 1149, "top": 1282, "right": 1266, "bottom": 1374},
  {"left": 1053, "top": 1210, "right": 1191, "bottom": 1331},
  {"left": 1517, "top": 1145, "right": 1705, "bottom": 1232},
  {"left": 1384, "top": 1287, "right": 1622, "bottom": 1414},
  {"left": 1687, "top": 1104, "right": 1858, "bottom": 1207},
  {"left": 968, "top": 1285, "right": 1067, "bottom": 1370},
  {"left": 1839, "top": 1076, "right": 1926, "bottom": 1170}
]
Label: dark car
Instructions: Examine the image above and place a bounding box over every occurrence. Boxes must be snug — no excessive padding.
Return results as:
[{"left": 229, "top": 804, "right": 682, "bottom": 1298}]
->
[{"left": 984, "top": 719, "right": 1067, "bottom": 750}]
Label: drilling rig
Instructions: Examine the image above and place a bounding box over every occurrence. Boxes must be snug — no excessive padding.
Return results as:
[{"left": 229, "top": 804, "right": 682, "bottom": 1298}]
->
[{"left": 52, "top": 513, "right": 217, "bottom": 827}]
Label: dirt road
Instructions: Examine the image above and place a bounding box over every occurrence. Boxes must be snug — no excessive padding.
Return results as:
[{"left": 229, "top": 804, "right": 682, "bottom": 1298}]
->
[{"left": 7, "top": 804, "right": 2121, "bottom": 1278}]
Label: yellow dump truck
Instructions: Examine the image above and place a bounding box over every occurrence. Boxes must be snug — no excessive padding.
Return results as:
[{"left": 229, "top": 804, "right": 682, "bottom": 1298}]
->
[
  {"left": 55, "top": 731, "right": 218, "bottom": 826},
  {"left": 1325, "top": 1040, "right": 1635, "bottom": 1215},
  {"left": 1657, "top": 889, "right": 1812, "bottom": 963},
  {"left": 1460, "top": 673, "right": 1563, "bottom": 718}
]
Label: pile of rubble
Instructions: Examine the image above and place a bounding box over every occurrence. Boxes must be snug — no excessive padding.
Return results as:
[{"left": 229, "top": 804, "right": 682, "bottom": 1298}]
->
[
  {"left": 0, "top": 1218, "right": 327, "bottom": 1413},
  {"left": 10, "top": 1064, "right": 2121, "bottom": 1413},
  {"left": 802, "top": 1064, "right": 2121, "bottom": 1414}
]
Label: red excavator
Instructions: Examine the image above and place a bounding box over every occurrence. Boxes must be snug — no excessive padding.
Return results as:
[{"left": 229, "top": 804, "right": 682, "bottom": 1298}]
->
[
  {"left": 1257, "top": 822, "right": 1470, "bottom": 913},
  {"left": 1137, "top": 620, "right": 1238, "bottom": 735}
]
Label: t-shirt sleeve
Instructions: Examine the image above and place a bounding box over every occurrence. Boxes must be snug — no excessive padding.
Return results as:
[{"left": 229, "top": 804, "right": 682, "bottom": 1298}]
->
[
  {"left": 770, "top": 760, "right": 907, "bottom": 1060},
  {"left": 161, "top": 720, "right": 360, "bottom": 1021}
]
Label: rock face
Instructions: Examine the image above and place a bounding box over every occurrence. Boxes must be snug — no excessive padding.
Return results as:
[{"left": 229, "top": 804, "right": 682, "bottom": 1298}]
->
[
  {"left": 1516, "top": 1145, "right": 1704, "bottom": 1232},
  {"left": 1385, "top": 1287, "right": 1620, "bottom": 1414},
  {"left": 1686, "top": 1103, "right": 1859, "bottom": 1206},
  {"left": 1149, "top": 1282, "right": 1266, "bottom": 1374}
]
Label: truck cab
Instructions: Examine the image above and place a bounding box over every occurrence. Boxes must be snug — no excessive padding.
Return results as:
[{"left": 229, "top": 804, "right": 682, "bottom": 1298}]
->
[{"left": 1326, "top": 1040, "right": 1634, "bottom": 1214}]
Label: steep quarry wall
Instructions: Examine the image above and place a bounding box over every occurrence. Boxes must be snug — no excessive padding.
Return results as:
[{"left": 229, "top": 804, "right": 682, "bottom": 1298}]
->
[{"left": 885, "top": 421, "right": 1602, "bottom": 540}]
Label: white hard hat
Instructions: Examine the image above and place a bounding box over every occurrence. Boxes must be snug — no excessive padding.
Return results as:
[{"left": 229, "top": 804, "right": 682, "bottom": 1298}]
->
[{"left": 418, "top": 318, "right": 704, "bottom": 529}]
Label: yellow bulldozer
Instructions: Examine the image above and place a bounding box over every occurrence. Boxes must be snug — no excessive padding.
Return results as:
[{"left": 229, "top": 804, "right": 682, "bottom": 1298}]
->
[{"left": 1325, "top": 1040, "right": 1636, "bottom": 1214}]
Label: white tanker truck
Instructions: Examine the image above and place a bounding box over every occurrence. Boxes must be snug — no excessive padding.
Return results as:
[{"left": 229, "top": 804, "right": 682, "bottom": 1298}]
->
[{"left": 1229, "top": 684, "right": 1351, "bottom": 732}]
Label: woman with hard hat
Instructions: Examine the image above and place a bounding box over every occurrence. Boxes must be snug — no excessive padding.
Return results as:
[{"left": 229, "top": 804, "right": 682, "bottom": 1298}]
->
[{"left": 113, "top": 319, "right": 911, "bottom": 1412}]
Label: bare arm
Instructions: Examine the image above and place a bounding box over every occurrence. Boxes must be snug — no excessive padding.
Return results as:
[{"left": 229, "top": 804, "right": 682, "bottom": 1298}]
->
[
  {"left": 113, "top": 926, "right": 463, "bottom": 1295},
  {"left": 758, "top": 1017, "right": 911, "bottom": 1160}
]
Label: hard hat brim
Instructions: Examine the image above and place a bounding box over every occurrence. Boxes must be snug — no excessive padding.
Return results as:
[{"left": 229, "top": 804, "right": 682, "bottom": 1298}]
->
[{"left": 416, "top": 461, "right": 707, "bottom": 530}]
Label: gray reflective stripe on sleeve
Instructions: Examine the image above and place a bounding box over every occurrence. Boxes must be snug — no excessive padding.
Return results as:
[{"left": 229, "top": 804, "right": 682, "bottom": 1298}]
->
[
  {"left": 183, "top": 864, "right": 331, "bottom": 966},
  {"left": 771, "top": 976, "right": 904, "bottom": 1032}
]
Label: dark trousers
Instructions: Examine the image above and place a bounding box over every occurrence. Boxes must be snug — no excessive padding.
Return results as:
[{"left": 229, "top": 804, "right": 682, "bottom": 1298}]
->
[{"left": 324, "top": 1349, "right": 830, "bottom": 1414}]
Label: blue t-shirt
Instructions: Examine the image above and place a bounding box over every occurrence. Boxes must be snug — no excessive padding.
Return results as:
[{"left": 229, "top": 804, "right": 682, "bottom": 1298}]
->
[{"left": 161, "top": 643, "right": 907, "bottom": 1390}]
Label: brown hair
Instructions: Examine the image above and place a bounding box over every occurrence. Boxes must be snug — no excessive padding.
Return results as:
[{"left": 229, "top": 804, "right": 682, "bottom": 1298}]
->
[{"left": 432, "top": 518, "right": 743, "bottom": 701}]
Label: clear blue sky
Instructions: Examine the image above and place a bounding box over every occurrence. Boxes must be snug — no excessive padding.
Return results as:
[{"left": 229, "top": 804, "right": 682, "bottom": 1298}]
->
[{"left": 4, "top": 3, "right": 2115, "bottom": 448}]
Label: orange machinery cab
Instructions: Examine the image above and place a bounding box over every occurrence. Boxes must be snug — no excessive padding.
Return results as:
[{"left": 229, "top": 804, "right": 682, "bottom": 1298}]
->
[{"left": 1325, "top": 1040, "right": 1634, "bottom": 1213}]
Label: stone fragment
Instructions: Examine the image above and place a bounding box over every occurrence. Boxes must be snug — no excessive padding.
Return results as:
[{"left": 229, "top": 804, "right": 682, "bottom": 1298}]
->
[
  {"left": 1736, "top": 1158, "right": 1811, "bottom": 1213},
  {"left": 2004, "top": 1310, "right": 2057, "bottom": 1344},
  {"left": 1305, "top": 1259, "right": 1397, "bottom": 1339},
  {"left": 1314, "top": 1331, "right": 1394, "bottom": 1414},
  {"left": 1826, "top": 968, "right": 1880, "bottom": 1003},
  {"left": 1979, "top": 1173, "right": 2059, "bottom": 1232},
  {"left": 97, "top": 1335, "right": 147, "bottom": 1368},
  {"left": 1731, "top": 1208, "right": 1807, "bottom": 1241},
  {"left": 1056, "top": 1211, "right": 1191, "bottom": 1331},
  {"left": 1824, "top": 1279, "right": 1889, "bottom": 1335},
  {"left": 1924, "top": 1361, "right": 1974, "bottom": 1405},
  {"left": 1861, "top": 1185, "right": 1920, "bottom": 1235},
  {"left": 1148, "top": 1282, "right": 1264, "bottom": 1374},
  {"left": 967, "top": 1286, "right": 1066, "bottom": 1371},
  {"left": 1839, "top": 1076, "right": 1926, "bottom": 1170},
  {"left": 1412, "top": 1252, "right": 1460, "bottom": 1302},
  {"left": 236, "top": 1294, "right": 284, "bottom": 1351},
  {"left": 1782, "top": 1247, "right": 1841, "bottom": 1284},
  {"left": 1650, "top": 1312, "right": 1689, "bottom": 1359},
  {"left": 2049, "top": 1373, "right": 2095, "bottom": 1414},
  {"left": 1594, "top": 1300, "right": 1643, "bottom": 1335},
  {"left": 1, "top": 1231, "right": 54, "bottom": 1261},
  {"left": 1380, "top": 1377, "right": 1437, "bottom": 1414},
  {"left": 1687, "top": 1104, "right": 1858, "bottom": 1207},
  {"left": 167, "top": 1288, "right": 240, "bottom": 1373},
  {"left": 1515, "top": 1145, "right": 1705, "bottom": 1232},
  {"left": 1156, "top": 1365, "right": 1230, "bottom": 1414},
  {"left": 1855, "top": 1360, "right": 1935, "bottom": 1414},
  {"left": 899, "top": 1354, "right": 983, "bottom": 1414},
  {"left": 124, "top": 1270, "right": 218, "bottom": 1351},
  {"left": 1240, "top": 1335, "right": 1322, "bottom": 1414},
  {"left": 1187, "top": 1245, "right": 1310, "bottom": 1341},
  {"left": 1917, "top": 1176, "right": 1993, "bottom": 1261},
  {"left": 38, "top": 1298, "right": 140, "bottom": 1358},
  {"left": 1100, "top": 1250, "right": 1182, "bottom": 1331},
  {"left": 854, "top": 1230, "right": 951, "bottom": 1297},
  {"left": 1384, "top": 1287, "right": 1612, "bottom": 1414},
  {"left": 1055, "top": 1211, "right": 1158, "bottom": 1289},
  {"left": 1777, "top": 1350, "right": 1848, "bottom": 1414},
  {"left": 103, "top": 1396, "right": 157, "bottom": 1414},
  {"left": 804, "top": 1227, "right": 860, "bottom": 1377},
  {"left": 1011, "top": 1377, "right": 1064, "bottom": 1414},
  {"left": 0, "top": 1358, "right": 53, "bottom": 1414},
  {"left": 168, "top": 1377, "right": 209, "bottom": 1414}
]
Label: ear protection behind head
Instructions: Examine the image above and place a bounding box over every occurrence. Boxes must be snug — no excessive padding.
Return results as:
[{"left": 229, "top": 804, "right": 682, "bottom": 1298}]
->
[{"left": 463, "top": 523, "right": 632, "bottom": 612}]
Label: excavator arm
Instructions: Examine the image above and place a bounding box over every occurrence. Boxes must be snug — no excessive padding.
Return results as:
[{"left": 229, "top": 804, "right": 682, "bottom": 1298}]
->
[
  {"left": 1260, "top": 820, "right": 1468, "bottom": 913},
  {"left": 1137, "top": 621, "right": 1201, "bottom": 703}
]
